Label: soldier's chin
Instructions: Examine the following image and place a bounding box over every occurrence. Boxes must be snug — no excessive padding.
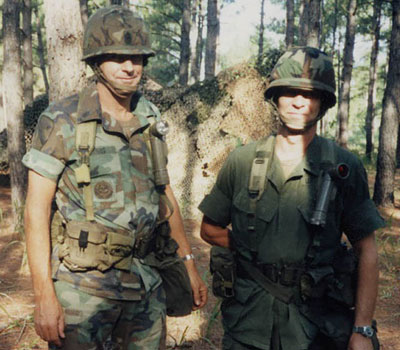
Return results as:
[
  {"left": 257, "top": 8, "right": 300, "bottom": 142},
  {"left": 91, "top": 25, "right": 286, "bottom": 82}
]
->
[{"left": 283, "top": 122, "right": 309, "bottom": 134}]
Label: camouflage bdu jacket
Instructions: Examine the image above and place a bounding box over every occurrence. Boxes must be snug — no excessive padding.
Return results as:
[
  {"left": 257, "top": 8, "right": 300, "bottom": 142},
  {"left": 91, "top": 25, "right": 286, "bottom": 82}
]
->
[{"left": 23, "top": 81, "right": 162, "bottom": 300}]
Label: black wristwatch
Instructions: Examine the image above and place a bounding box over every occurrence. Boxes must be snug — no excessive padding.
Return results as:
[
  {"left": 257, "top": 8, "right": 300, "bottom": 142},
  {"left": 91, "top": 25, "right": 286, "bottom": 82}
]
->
[{"left": 353, "top": 325, "right": 375, "bottom": 338}]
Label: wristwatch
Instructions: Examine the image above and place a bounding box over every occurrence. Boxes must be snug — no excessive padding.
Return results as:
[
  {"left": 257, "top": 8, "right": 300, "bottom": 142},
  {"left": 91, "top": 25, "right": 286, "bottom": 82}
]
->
[
  {"left": 352, "top": 325, "right": 375, "bottom": 338},
  {"left": 181, "top": 253, "right": 195, "bottom": 262}
]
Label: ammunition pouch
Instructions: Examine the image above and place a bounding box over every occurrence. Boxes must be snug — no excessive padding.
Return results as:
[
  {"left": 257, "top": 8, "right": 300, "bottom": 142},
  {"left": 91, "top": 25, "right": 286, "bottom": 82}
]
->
[
  {"left": 58, "top": 220, "right": 134, "bottom": 272},
  {"left": 257, "top": 263, "right": 304, "bottom": 287},
  {"left": 300, "top": 244, "right": 357, "bottom": 308},
  {"left": 210, "top": 246, "right": 236, "bottom": 298}
]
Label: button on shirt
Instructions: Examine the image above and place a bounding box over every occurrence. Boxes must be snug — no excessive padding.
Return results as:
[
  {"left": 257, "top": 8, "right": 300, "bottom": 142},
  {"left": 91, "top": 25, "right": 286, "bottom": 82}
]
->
[{"left": 199, "top": 135, "right": 385, "bottom": 349}]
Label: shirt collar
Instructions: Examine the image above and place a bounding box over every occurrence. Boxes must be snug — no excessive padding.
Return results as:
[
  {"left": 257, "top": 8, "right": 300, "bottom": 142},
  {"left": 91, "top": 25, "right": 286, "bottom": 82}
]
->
[{"left": 76, "top": 81, "right": 158, "bottom": 137}]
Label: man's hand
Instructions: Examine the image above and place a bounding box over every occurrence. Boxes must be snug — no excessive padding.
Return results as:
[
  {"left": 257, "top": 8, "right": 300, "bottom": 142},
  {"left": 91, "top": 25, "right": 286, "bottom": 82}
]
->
[
  {"left": 184, "top": 259, "right": 208, "bottom": 310},
  {"left": 348, "top": 333, "right": 373, "bottom": 350},
  {"left": 34, "top": 289, "right": 65, "bottom": 347}
]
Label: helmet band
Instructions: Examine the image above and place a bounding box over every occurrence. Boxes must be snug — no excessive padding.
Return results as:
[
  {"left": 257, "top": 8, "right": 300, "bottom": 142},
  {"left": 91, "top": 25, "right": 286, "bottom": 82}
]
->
[{"left": 92, "top": 63, "right": 138, "bottom": 99}]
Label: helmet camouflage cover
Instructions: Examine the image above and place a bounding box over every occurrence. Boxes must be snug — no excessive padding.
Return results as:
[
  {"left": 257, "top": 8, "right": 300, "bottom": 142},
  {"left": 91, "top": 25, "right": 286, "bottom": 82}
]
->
[
  {"left": 265, "top": 47, "right": 336, "bottom": 108},
  {"left": 82, "top": 5, "right": 155, "bottom": 61}
]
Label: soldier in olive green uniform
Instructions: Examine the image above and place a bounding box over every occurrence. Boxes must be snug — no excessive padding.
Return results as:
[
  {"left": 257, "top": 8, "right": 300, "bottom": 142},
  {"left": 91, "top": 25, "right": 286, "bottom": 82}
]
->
[
  {"left": 199, "top": 47, "right": 384, "bottom": 350},
  {"left": 23, "top": 6, "right": 207, "bottom": 350}
]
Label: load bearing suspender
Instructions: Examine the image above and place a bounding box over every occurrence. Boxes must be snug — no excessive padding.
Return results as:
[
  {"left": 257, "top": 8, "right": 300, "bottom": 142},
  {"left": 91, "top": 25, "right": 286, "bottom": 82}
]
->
[
  {"left": 75, "top": 121, "right": 97, "bottom": 221},
  {"left": 247, "top": 136, "right": 274, "bottom": 232},
  {"left": 74, "top": 115, "right": 173, "bottom": 223}
]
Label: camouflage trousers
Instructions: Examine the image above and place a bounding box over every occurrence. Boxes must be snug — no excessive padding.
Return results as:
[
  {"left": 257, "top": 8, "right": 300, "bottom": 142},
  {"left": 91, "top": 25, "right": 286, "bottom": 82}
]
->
[{"left": 49, "top": 280, "right": 166, "bottom": 350}]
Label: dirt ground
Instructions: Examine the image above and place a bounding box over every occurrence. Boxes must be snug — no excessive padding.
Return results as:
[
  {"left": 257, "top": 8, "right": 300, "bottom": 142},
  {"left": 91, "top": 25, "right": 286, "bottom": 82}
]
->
[{"left": 0, "top": 171, "right": 399, "bottom": 350}]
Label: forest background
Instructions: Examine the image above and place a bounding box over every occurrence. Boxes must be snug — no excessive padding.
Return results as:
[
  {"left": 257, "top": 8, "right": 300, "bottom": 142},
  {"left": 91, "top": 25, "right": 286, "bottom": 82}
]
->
[{"left": 0, "top": 0, "right": 399, "bottom": 349}]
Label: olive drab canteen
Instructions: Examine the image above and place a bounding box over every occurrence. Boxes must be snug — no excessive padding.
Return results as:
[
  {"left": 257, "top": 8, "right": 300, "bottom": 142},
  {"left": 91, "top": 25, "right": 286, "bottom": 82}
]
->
[
  {"left": 265, "top": 46, "right": 336, "bottom": 109},
  {"left": 82, "top": 5, "right": 155, "bottom": 61}
]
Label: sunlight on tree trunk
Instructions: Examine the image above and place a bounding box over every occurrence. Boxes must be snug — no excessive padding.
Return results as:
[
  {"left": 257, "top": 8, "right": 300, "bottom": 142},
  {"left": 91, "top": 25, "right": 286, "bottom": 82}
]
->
[
  {"left": 34, "top": 6, "right": 50, "bottom": 96},
  {"left": 22, "top": 0, "right": 34, "bottom": 106},
  {"left": 205, "top": 0, "right": 219, "bottom": 79},
  {"left": 43, "top": 0, "right": 86, "bottom": 102},
  {"left": 373, "top": 0, "right": 400, "bottom": 208},
  {"left": 80, "top": 0, "right": 89, "bottom": 28},
  {"left": 179, "top": 0, "right": 191, "bottom": 86},
  {"left": 365, "top": 0, "right": 381, "bottom": 161},
  {"left": 337, "top": 0, "right": 357, "bottom": 148},
  {"left": 299, "top": 0, "right": 309, "bottom": 46},
  {"left": 307, "top": 0, "right": 320, "bottom": 47},
  {"left": 257, "top": 0, "right": 265, "bottom": 66},
  {"left": 285, "top": 0, "right": 295, "bottom": 48},
  {"left": 190, "top": 0, "right": 204, "bottom": 83},
  {"left": 2, "top": 0, "right": 27, "bottom": 221}
]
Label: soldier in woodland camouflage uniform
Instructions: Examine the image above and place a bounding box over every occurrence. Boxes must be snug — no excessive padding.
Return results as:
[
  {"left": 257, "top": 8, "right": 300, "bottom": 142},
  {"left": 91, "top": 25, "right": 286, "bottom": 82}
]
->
[
  {"left": 199, "top": 47, "right": 384, "bottom": 350},
  {"left": 23, "top": 6, "right": 207, "bottom": 350}
]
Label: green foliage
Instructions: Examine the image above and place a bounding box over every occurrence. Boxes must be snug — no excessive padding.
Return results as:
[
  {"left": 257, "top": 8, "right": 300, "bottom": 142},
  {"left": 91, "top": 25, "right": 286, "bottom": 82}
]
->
[
  {"left": 254, "top": 47, "right": 284, "bottom": 78},
  {"left": 139, "top": 0, "right": 183, "bottom": 85}
]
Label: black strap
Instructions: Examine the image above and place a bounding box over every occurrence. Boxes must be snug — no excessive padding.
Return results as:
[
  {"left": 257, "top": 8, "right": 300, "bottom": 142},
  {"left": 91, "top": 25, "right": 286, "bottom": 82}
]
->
[{"left": 237, "top": 258, "right": 294, "bottom": 304}]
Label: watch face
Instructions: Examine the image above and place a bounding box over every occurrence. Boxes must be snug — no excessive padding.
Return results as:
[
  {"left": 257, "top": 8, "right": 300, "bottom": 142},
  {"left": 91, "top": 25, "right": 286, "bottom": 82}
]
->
[
  {"left": 354, "top": 326, "right": 374, "bottom": 338},
  {"left": 364, "top": 327, "right": 374, "bottom": 338}
]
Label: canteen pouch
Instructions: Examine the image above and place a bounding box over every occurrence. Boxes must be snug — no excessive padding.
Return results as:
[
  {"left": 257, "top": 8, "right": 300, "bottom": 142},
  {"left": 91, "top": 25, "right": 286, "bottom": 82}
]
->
[
  {"left": 144, "top": 221, "right": 193, "bottom": 317},
  {"left": 58, "top": 220, "right": 134, "bottom": 272},
  {"left": 210, "top": 246, "right": 236, "bottom": 298}
]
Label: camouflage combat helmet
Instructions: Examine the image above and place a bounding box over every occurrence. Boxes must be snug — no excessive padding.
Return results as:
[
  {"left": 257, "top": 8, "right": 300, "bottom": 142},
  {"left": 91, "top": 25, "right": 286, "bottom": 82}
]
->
[
  {"left": 265, "top": 47, "right": 336, "bottom": 108},
  {"left": 82, "top": 5, "right": 155, "bottom": 61}
]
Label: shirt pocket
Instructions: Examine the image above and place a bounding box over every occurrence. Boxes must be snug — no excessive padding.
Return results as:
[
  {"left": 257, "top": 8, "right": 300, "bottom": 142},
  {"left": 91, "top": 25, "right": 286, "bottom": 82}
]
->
[
  {"left": 232, "top": 188, "right": 277, "bottom": 251},
  {"left": 89, "top": 147, "right": 124, "bottom": 210}
]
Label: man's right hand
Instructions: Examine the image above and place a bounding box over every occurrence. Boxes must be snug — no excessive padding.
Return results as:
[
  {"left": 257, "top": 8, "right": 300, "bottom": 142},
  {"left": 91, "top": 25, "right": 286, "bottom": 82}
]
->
[{"left": 34, "top": 290, "right": 65, "bottom": 347}]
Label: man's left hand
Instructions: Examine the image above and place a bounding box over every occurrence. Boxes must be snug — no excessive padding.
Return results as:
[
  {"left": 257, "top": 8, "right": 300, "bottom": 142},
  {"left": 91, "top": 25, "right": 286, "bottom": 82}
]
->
[{"left": 184, "top": 260, "right": 208, "bottom": 310}]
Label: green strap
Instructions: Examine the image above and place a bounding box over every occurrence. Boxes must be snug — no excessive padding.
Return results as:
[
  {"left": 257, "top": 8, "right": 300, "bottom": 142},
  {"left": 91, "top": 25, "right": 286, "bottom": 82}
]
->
[
  {"left": 247, "top": 136, "right": 274, "bottom": 243},
  {"left": 306, "top": 137, "right": 337, "bottom": 265},
  {"left": 75, "top": 121, "right": 97, "bottom": 221}
]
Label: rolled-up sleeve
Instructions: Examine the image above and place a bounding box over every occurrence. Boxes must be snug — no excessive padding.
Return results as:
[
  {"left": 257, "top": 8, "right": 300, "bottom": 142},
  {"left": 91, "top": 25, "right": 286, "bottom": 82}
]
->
[
  {"left": 22, "top": 112, "right": 67, "bottom": 181},
  {"left": 22, "top": 148, "right": 65, "bottom": 181}
]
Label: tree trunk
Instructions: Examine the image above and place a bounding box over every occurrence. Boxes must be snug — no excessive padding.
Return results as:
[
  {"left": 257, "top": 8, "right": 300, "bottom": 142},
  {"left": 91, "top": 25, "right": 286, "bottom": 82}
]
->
[
  {"left": 34, "top": 6, "right": 50, "bottom": 96},
  {"left": 307, "top": 0, "right": 321, "bottom": 47},
  {"left": 299, "top": 0, "right": 309, "bottom": 46},
  {"left": 332, "top": 0, "right": 338, "bottom": 50},
  {"left": 179, "top": 0, "right": 191, "bottom": 86},
  {"left": 205, "top": 0, "right": 219, "bottom": 79},
  {"left": 397, "top": 124, "right": 400, "bottom": 168},
  {"left": 337, "top": 0, "right": 357, "bottom": 148},
  {"left": 80, "top": 0, "right": 89, "bottom": 28},
  {"left": 43, "top": 0, "right": 86, "bottom": 102},
  {"left": 190, "top": 0, "right": 204, "bottom": 83},
  {"left": 2, "top": 0, "right": 27, "bottom": 220},
  {"left": 285, "top": 0, "right": 295, "bottom": 48},
  {"left": 373, "top": 0, "right": 400, "bottom": 207},
  {"left": 365, "top": 0, "right": 382, "bottom": 160},
  {"left": 257, "top": 0, "right": 266, "bottom": 66},
  {"left": 22, "top": 0, "right": 34, "bottom": 106}
]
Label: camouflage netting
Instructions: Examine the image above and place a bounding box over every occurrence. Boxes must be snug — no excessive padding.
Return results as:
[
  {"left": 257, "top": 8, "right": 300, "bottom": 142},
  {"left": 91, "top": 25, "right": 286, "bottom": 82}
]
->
[
  {"left": 146, "top": 63, "right": 277, "bottom": 219},
  {"left": 0, "top": 94, "right": 49, "bottom": 174},
  {"left": 1, "top": 60, "right": 278, "bottom": 219}
]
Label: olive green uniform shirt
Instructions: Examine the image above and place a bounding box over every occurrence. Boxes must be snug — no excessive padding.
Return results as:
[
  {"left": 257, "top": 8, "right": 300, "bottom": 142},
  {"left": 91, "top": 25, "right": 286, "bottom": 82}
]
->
[
  {"left": 199, "top": 135, "right": 385, "bottom": 349},
  {"left": 23, "top": 82, "right": 162, "bottom": 300}
]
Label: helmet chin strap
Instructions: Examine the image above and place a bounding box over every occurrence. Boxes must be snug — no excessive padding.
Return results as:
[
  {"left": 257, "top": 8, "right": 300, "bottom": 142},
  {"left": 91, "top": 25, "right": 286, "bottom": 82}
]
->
[
  {"left": 92, "top": 64, "right": 138, "bottom": 99},
  {"left": 270, "top": 99, "right": 323, "bottom": 133},
  {"left": 279, "top": 112, "right": 323, "bottom": 133}
]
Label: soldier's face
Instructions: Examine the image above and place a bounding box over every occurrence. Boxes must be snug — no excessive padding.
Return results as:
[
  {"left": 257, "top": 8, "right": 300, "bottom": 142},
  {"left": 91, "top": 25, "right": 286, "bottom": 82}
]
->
[
  {"left": 99, "top": 54, "right": 143, "bottom": 89},
  {"left": 277, "top": 88, "right": 321, "bottom": 131}
]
